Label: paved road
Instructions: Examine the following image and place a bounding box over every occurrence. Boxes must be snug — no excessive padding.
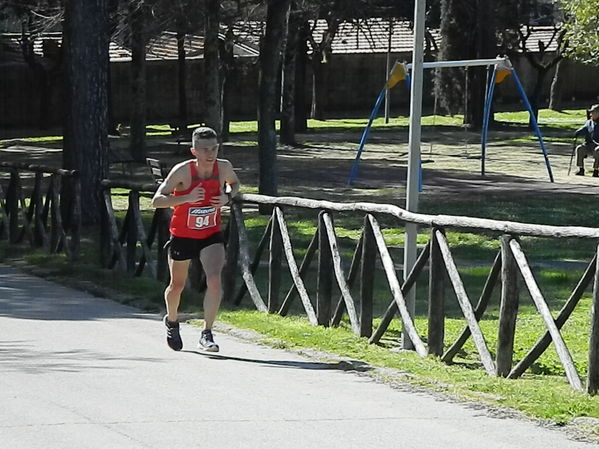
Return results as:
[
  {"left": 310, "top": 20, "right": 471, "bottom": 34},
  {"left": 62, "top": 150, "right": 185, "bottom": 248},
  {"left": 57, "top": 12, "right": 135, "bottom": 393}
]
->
[{"left": 0, "top": 264, "right": 596, "bottom": 449}]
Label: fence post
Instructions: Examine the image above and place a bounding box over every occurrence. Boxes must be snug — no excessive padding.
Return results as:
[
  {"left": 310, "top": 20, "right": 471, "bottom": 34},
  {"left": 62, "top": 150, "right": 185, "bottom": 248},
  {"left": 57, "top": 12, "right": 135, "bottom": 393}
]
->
[
  {"left": 268, "top": 208, "right": 283, "bottom": 313},
  {"left": 31, "top": 172, "right": 44, "bottom": 247},
  {"left": 317, "top": 211, "right": 333, "bottom": 326},
  {"left": 360, "top": 215, "right": 376, "bottom": 337},
  {"left": 100, "top": 189, "right": 112, "bottom": 268},
  {"left": 156, "top": 208, "right": 171, "bottom": 282},
  {"left": 497, "top": 234, "right": 519, "bottom": 377},
  {"left": 69, "top": 173, "right": 81, "bottom": 260},
  {"left": 126, "top": 192, "right": 138, "bottom": 275},
  {"left": 7, "top": 169, "right": 19, "bottom": 243},
  {"left": 49, "top": 175, "right": 61, "bottom": 252},
  {"left": 223, "top": 211, "right": 239, "bottom": 303},
  {"left": 588, "top": 244, "right": 599, "bottom": 395},
  {"left": 428, "top": 228, "right": 445, "bottom": 356}
]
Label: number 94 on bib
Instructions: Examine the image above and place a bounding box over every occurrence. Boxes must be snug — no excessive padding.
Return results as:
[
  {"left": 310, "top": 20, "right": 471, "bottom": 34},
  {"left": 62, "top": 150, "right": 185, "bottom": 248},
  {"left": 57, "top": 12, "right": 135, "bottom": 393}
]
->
[{"left": 187, "top": 206, "right": 218, "bottom": 230}]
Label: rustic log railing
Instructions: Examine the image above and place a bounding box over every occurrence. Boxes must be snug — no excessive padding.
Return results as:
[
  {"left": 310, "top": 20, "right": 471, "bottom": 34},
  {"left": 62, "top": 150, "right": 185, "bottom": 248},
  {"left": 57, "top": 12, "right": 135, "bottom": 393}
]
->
[
  {"left": 0, "top": 162, "right": 80, "bottom": 260},
  {"left": 98, "top": 182, "right": 599, "bottom": 395}
]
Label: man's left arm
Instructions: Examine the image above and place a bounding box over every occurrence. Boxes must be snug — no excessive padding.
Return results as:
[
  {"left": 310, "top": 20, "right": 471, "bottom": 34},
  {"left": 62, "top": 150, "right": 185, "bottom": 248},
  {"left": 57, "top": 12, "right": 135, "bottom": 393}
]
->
[
  {"left": 223, "top": 161, "right": 241, "bottom": 201},
  {"left": 211, "top": 160, "right": 240, "bottom": 207}
]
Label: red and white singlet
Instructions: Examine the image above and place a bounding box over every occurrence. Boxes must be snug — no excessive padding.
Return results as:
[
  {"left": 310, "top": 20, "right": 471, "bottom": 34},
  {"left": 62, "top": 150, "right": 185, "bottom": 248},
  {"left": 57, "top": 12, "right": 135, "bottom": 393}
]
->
[{"left": 169, "top": 160, "right": 222, "bottom": 239}]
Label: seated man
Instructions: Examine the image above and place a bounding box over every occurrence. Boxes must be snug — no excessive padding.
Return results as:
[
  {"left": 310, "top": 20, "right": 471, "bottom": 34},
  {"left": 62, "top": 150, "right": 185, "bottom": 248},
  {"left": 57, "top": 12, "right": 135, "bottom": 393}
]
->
[{"left": 574, "top": 104, "right": 599, "bottom": 176}]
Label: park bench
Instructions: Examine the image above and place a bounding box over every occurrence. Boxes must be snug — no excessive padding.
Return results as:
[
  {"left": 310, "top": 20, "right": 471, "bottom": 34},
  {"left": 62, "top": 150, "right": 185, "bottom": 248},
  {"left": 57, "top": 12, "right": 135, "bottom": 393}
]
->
[
  {"left": 145, "top": 157, "right": 168, "bottom": 184},
  {"left": 109, "top": 148, "right": 136, "bottom": 176}
]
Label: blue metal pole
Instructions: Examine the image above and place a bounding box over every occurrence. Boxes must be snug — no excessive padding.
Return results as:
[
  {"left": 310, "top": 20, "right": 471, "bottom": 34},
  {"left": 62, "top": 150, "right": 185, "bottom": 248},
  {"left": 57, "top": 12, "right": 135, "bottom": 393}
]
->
[
  {"left": 480, "top": 67, "right": 497, "bottom": 177},
  {"left": 510, "top": 69, "right": 554, "bottom": 183},
  {"left": 348, "top": 87, "right": 387, "bottom": 185}
]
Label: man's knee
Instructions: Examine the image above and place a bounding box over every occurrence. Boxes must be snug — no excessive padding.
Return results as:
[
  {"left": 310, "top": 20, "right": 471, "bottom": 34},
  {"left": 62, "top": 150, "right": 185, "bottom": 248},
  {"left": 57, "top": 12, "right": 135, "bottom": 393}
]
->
[
  {"left": 205, "top": 273, "right": 222, "bottom": 292},
  {"left": 167, "top": 279, "right": 186, "bottom": 295}
]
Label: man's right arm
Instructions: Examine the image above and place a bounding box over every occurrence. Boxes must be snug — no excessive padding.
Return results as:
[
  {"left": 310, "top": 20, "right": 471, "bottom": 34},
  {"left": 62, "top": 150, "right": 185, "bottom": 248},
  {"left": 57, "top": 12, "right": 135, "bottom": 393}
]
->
[{"left": 151, "top": 168, "right": 190, "bottom": 208}]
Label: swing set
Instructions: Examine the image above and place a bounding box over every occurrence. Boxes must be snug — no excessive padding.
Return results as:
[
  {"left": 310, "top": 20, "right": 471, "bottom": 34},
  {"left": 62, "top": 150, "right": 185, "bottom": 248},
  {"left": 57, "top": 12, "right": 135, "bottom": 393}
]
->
[{"left": 347, "top": 56, "right": 554, "bottom": 186}]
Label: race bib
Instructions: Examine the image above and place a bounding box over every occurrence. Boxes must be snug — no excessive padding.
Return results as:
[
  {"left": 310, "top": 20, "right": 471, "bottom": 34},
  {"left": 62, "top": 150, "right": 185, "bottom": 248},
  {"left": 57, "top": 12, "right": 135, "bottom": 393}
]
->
[{"left": 187, "top": 206, "right": 218, "bottom": 230}]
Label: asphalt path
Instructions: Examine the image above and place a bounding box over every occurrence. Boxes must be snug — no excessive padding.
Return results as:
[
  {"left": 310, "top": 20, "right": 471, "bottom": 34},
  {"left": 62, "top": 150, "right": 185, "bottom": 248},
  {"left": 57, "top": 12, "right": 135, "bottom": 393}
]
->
[{"left": 0, "top": 264, "right": 596, "bottom": 449}]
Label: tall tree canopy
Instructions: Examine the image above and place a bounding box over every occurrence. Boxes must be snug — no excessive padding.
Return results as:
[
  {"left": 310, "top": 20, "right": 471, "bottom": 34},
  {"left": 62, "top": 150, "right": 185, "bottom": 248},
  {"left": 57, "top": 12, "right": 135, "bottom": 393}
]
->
[{"left": 561, "top": 0, "right": 599, "bottom": 64}]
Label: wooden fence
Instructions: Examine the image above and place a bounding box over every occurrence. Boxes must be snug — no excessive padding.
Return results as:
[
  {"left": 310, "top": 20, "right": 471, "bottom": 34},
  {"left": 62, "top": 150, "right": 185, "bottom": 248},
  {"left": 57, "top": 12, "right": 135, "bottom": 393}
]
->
[
  {"left": 99, "top": 181, "right": 599, "bottom": 395},
  {"left": 0, "top": 162, "right": 80, "bottom": 260}
]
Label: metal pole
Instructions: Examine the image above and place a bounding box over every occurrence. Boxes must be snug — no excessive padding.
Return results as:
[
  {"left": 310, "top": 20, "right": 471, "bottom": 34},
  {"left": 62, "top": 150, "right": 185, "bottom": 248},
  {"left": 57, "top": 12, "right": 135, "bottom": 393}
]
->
[
  {"left": 405, "top": 57, "right": 508, "bottom": 70},
  {"left": 384, "top": 18, "right": 393, "bottom": 124},
  {"left": 510, "top": 69, "right": 554, "bottom": 183},
  {"left": 403, "top": 0, "right": 426, "bottom": 350},
  {"left": 348, "top": 88, "right": 387, "bottom": 185}
]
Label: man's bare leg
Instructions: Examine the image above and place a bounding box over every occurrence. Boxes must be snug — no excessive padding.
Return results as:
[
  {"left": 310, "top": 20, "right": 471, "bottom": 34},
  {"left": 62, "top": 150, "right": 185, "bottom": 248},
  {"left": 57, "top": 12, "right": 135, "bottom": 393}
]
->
[
  {"left": 199, "top": 243, "right": 225, "bottom": 330},
  {"left": 165, "top": 257, "right": 190, "bottom": 322}
]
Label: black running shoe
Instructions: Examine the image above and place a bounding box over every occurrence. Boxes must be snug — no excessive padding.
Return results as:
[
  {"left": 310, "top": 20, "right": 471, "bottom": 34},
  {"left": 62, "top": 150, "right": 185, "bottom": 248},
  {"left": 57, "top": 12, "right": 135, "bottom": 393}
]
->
[
  {"left": 198, "top": 329, "right": 219, "bottom": 352},
  {"left": 164, "top": 315, "right": 183, "bottom": 351}
]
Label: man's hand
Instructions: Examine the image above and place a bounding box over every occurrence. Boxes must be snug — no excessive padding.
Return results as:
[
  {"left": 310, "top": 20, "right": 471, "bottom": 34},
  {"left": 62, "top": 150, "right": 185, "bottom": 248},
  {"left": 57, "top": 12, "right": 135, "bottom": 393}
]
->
[
  {"left": 210, "top": 193, "right": 229, "bottom": 208},
  {"left": 185, "top": 185, "right": 205, "bottom": 204}
]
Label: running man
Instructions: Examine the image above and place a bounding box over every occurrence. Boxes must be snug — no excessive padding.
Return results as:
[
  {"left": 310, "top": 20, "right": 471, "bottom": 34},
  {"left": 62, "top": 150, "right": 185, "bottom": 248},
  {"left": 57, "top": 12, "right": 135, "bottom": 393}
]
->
[{"left": 151, "top": 126, "right": 240, "bottom": 352}]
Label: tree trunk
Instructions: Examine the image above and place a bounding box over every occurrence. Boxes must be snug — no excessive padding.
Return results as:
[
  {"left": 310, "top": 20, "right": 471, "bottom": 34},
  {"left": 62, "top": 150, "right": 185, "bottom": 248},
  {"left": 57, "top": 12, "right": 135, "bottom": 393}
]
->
[
  {"left": 549, "top": 58, "right": 566, "bottom": 111},
  {"left": 258, "top": 0, "right": 291, "bottom": 212},
  {"left": 62, "top": 0, "right": 109, "bottom": 226},
  {"left": 467, "top": 67, "right": 486, "bottom": 130},
  {"left": 467, "top": 0, "right": 495, "bottom": 130},
  {"left": 176, "top": 30, "right": 188, "bottom": 128},
  {"left": 294, "top": 20, "right": 309, "bottom": 132},
  {"left": 129, "top": 0, "right": 147, "bottom": 161},
  {"left": 529, "top": 68, "right": 549, "bottom": 127},
  {"left": 280, "top": 7, "right": 301, "bottom": 145},
  {"left": 310, "top": 52, "right": 329, "bottom": 120},
  {"left": 435, "top": 0, "right": 475, "bottom": 116},
  {"left": 221, "top": 28, "right": 235, "bottom": 142},
  {"left": 204, "top": 0, "right": 222, "bottom": 135},
  {"left": 107, "top": 0, "right": 120, "bottom": 135}
]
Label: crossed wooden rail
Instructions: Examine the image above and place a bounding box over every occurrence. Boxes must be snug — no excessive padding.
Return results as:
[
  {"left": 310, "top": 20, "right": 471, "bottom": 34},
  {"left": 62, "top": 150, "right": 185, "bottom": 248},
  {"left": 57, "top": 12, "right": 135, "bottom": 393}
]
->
[
  {"left": 0, "top": 162, "right": 80, "bottom": 260},
  {"left": 98, "top": 182, "right": 599, "bottom": 395}
]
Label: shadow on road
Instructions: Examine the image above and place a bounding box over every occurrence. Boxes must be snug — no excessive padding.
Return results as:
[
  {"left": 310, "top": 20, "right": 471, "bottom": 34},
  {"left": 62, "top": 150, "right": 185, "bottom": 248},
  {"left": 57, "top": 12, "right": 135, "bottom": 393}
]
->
[
  {"left": 0, "top": 340, "right": 164, "bottom": 374},
  {"left": 182, "top": 350, "right": 372, "bottom": 372}
]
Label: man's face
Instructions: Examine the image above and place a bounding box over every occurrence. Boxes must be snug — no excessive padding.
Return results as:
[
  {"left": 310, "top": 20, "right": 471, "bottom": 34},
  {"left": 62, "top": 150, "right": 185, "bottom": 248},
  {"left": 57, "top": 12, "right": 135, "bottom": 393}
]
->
[
  {"left": 191, "top": 140, "right": 219, "bottom": 163},
  {"left": 591, "top": 110, "right": 599, "bottom": 121}
]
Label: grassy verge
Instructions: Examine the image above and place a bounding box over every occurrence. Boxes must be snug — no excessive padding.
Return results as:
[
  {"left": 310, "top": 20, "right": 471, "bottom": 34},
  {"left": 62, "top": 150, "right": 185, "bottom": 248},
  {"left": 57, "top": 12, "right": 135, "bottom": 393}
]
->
[{"left": 216, "top": 310, "right": 598, "bottom": 425}]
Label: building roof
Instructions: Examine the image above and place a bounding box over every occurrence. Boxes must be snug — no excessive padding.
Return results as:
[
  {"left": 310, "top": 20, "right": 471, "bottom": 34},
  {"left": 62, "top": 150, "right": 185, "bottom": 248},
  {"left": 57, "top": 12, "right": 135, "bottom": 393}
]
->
[
  {"left": 310, "top": 19, "right": 441, "bottom": 54},
  {"left": 145, "top": 30, "right": 259, "bottom": 60},
  {"left": 519, "top": 26, "right": 560, "bottom": 52},
  {"left": 0, "top": 32, "right": 131, "bottom": 63},
  {"left": 0, "top": 21, "right": 560, "bottom": 65},
  {"left": 0, "top": 29, "right": 258, "bottom": 65},
  {"left": 310, "top": 19, "right": 559, "bottom": 55}
]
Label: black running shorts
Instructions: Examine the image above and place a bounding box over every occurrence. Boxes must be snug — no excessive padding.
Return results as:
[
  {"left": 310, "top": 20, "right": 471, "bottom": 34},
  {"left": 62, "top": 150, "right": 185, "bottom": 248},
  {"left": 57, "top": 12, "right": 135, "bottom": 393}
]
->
[{"left": 167, "top": 233, "right": 225, "bottom": 261}]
